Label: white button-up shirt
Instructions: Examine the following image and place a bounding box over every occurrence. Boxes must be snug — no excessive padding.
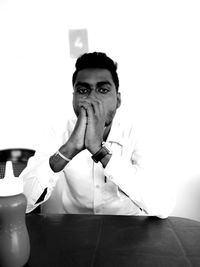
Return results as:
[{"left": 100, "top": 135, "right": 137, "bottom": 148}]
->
[{"left": 22, "top": 113, "right": 175, "bottom": 218}]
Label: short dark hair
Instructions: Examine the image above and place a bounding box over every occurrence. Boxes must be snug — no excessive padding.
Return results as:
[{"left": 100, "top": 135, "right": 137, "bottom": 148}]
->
[{"left": 72, "top": 52, "right": 119, "bottom": 91}]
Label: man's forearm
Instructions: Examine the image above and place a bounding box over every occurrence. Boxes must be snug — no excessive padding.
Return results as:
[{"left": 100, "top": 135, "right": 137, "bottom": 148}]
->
[{"left": 49, "top": 142, "right": 78, "bottom": 173}]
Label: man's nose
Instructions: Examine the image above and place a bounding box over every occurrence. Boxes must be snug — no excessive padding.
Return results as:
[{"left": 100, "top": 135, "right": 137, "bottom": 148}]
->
[{"left": 88, "top": 89, "right": 97, "bottom": 98}]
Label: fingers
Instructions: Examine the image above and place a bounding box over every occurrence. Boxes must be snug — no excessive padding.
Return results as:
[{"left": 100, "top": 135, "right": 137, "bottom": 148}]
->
[
  {"left": 85, "top": 103, "right": 94, "bottom": 124},
  {"left": 77, "top": 106, "right": 86, "bottom": 120},
  {"left": 79, "top": 105, "right": 87, "bottom": 117},
  {"left": 68, "top": 106, "right": 87, "bottom": 153},
  {"left": 91, "top": 98, "right": 104, "bottom": 117},
  {"left": 76, "top": 106, "right": 87, "bottom": 128},
  {"left": 78, "top": 97, "right": 104, "bottom": 118}
]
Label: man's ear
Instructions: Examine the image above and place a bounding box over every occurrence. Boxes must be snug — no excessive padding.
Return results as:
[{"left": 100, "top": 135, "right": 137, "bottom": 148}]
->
[{"left": 116, "top": 92, "right": 121, "bottom": 109}]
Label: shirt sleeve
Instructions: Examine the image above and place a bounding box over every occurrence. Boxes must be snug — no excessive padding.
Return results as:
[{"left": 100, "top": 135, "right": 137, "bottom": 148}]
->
[
  {"left": 21, "top": 122, "right": 65, "bottom": 213},
  {"left": 21, "top": 153, "right": 59, "bottom": 213},
  {"left": 104, "top": 124, "right": 176, "bottom": 219}
]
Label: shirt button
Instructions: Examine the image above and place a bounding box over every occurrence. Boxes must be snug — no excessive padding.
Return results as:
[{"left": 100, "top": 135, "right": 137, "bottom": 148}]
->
[{"left": 96, "top": 185, "right": 100, "bottom": 189}]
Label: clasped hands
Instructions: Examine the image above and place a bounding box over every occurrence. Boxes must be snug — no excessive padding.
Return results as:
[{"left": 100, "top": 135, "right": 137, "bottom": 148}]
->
[{"left": 69, "top": 97, "right": 106, "bottom": 156}]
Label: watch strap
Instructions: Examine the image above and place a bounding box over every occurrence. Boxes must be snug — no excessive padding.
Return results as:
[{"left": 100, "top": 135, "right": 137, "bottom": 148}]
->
[{"left": 91, "top": 145, "right": 111, "bottom": 163}]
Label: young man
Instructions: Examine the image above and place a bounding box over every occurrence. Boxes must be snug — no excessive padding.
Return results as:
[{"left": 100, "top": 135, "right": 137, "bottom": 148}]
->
[{"left": 22, "top": 52, "right": 174, "bottom": 217}]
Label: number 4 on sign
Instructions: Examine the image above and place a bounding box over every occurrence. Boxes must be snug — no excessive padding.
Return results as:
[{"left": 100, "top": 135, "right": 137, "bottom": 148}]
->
[
  {"left": 69, "top": 29, "right": 88, "bottom": 58},
  {"left": 75, "top": 37, "right": 83, "bottom": 48}
]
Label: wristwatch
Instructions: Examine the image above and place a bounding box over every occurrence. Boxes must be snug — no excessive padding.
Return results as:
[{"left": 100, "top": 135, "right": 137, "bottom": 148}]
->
[{"left": 91, "top": 142, "right": 112, "bottom": 163}]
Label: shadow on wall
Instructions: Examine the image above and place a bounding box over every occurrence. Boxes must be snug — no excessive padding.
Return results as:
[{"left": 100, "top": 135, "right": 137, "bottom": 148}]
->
[{"left": 172, "top": 175, "right": 200, "bottom": 222}]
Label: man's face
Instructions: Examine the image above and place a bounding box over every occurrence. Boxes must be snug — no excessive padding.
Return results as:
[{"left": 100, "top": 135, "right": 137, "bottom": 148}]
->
[{"left": 73, "top": 68, "right": 121, "bottom": 126}]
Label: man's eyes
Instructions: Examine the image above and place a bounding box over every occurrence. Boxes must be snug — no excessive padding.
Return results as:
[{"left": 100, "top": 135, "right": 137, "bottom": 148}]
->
[
  {"left": 76, "top": 87, "right": 89, "bottom": 94},
  {"left": 76, "top": 87, "right": 110, "bottom": 95},
  {"left": 97, "top": 87, "right": 110, "bottom": 94}
]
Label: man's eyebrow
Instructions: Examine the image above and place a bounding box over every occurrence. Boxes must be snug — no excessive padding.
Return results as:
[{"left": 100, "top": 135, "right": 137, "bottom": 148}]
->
[
  {"left": 75, "top": 81, "right": 112, "bottom": 87},
  {"left": 74, "top": 82, "right": 90, "bottom": 87},
  {"left": 96, "top": 81, "right": 112, "bottom": 87}
]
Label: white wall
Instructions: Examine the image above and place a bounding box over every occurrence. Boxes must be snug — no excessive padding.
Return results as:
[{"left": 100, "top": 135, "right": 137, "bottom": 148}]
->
[{"left": 0, "top": 0, "right": 200, "bottom": 220}]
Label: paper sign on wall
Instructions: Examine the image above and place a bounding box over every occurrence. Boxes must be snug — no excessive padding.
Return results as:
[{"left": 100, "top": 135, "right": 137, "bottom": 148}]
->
[{"left": 69, "top": 29, "right": 88, "bottom": 58}]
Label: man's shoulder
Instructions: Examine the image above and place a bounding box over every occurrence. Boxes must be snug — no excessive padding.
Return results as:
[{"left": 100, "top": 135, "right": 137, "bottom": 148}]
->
[
  {"left": 108, "top": 111, "right": 135, "bottom": 144},
  {"left": 112, "top": 111, "right": 134, "bottom": 132},
  {"left": 46, "top": 116, "right": 77, "bottom": 138}
]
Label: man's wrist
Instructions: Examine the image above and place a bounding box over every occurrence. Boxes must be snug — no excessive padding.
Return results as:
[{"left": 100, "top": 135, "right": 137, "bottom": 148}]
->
[
  {"left": 49, "top": 141, "right": 77, "bottom": 173},
  {"left": 55, "top": 151, "right": 71, "bottom": 162},
  {"left": 88, "top": 145, "right": 102, "bottom": 155},
  {"left": 91, "top": 142, "right": 112, "bottom": 164}
]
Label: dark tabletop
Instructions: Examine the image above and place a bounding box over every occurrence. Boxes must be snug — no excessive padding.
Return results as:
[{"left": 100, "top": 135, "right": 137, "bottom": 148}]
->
[{"left": 25, "top": 214, "right": 200, "bottom": 267}]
